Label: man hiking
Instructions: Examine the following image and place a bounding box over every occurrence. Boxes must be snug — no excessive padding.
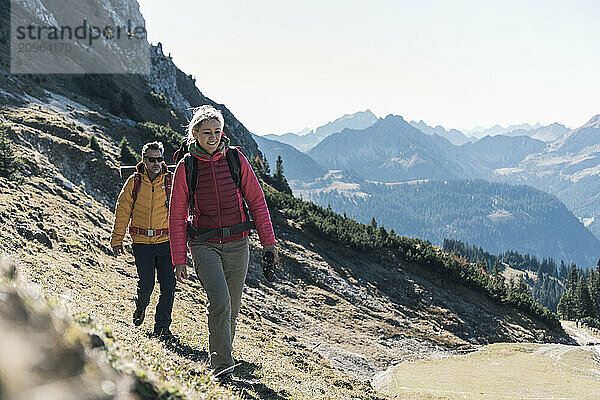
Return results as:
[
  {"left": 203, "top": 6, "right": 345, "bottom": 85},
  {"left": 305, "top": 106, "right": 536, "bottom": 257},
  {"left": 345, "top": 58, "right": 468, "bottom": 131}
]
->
[{"left": 110, "top": 141, "right": 176, "bottom": 340}]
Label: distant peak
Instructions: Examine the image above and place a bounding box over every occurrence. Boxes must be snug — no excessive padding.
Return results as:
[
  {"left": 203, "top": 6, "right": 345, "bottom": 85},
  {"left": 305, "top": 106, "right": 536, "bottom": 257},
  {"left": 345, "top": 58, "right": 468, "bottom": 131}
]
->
[
  {"left": 384, "top": 114, "right": 406, "bottom": 121},
  {"left": 585, "top": 114, "right": 600, "bottom": 126},
  {"left": 297, "top": 127, "right": 312, "bottom": 136},
  {"left": 363, "top": 109, "right": 376, "bottom": 117}
]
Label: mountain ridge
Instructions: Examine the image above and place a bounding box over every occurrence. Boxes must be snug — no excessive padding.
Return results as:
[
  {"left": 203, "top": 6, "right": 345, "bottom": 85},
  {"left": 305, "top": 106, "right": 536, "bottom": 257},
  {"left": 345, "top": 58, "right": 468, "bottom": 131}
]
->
[
  {"left": 263, "top": 110, "right": 378, "bottom": 152},
  {"left": 308, "top": 114, "right": 475, "bottom": 182}
]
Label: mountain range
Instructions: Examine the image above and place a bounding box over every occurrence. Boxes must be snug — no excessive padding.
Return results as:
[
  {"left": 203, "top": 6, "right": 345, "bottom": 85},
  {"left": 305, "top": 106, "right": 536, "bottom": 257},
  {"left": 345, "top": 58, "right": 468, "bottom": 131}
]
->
[
  {"left": 496, "top": 114, "right": 600, "bottom": 242},
  {"left": 466, "top": 123, "right": 543, "bottom": 138},
  {"left": 259, "top": 113, "right": 600, "bottom": 266},
  {"left": 308, "top": 115, "right": 474, "bottom": 181},
  {"left": 409, "top": 120, "right": 472, "bottom": 145},
  {"left": 263, "top": 110, "right": 378, "bottom": 151},
  {"left": 252, "top": 133, "right": 327, "bottom": 183}
]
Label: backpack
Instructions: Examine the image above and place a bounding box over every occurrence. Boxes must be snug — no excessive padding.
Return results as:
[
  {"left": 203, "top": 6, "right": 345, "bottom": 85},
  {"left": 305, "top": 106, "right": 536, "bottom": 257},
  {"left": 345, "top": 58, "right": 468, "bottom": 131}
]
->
[{"left": 173, "top": 139, "right": 255, "bottom": 240}]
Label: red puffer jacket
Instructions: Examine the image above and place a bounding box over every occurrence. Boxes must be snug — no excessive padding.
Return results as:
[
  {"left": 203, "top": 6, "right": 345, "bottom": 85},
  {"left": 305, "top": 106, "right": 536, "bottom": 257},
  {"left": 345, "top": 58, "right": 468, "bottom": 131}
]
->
[{"left": 169, "top": 147, "right": 276, "bottom": 266}]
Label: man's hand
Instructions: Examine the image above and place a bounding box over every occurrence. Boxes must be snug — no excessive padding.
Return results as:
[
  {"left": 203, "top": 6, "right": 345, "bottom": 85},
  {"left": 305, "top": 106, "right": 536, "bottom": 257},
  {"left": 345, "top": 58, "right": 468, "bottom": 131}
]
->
[
  {"left": 262, "top": 244, "right": 279, "bottom": 263},
  {"left": 175, "top": 264, "right": 188, "bottom": 283},
  {"left": 112, "top": 245, "right": 124, "bottom": 256}
]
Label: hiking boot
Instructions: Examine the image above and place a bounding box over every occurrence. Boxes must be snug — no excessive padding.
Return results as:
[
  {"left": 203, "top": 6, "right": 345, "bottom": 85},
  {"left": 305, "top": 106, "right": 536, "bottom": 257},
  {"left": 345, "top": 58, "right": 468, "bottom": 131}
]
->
[
  {"left": 216, "top": 372, "right": 233, "bottom": 385},
  {"left": 214, "top": 365, "right": 235, "bottom": 384},
  {"left": 153, "top": 327, "right": 175, "bottom": 341},
  {"left": 132, "top": 306, "right": 146, "bottom": 326}
]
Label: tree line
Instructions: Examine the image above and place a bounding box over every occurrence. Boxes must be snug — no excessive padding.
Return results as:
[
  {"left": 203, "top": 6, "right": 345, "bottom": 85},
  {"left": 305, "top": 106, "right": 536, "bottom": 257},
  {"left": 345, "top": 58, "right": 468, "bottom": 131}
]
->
[
  {"left": 557, "top": 262, "right": 600, "bottom": 328},
  {"left": 443, "top": 238, "right": 569, "bottom": 312}
]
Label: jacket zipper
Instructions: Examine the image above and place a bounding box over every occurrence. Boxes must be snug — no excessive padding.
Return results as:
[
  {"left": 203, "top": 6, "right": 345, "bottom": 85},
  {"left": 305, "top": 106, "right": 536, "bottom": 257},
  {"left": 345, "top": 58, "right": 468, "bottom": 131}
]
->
[
  {"left": 210, "top": 156, "right": 223, "bottom": 242},
  {"left": 150, "top": 180, "right": 155, "bottom": 242}
]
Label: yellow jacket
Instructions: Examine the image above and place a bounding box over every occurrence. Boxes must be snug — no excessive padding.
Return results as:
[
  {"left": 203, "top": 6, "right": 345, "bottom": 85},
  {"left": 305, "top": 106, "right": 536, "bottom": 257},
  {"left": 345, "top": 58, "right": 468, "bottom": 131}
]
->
[{"left": 110, "top": 162, "right": 171, "bottom": 246}]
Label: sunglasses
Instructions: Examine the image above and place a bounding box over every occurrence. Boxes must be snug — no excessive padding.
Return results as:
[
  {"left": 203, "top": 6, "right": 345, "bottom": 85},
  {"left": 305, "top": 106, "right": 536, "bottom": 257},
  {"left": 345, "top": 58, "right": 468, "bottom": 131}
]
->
[{"left": 146, "top": 157, "right": 163, "bottom": 163}]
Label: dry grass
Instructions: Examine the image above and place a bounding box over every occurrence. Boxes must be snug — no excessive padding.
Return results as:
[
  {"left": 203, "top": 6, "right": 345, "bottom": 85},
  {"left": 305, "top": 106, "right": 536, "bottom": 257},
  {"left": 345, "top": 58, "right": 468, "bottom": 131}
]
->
[{"left": 374, "top": 342, "right": 600, "bottom": 399}]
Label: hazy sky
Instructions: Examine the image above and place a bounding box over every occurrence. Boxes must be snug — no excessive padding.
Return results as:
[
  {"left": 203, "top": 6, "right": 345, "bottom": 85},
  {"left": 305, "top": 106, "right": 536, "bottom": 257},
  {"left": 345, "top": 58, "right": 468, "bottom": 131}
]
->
[{"left": 137, "top": 0, "right": 600, "bottom": 135}]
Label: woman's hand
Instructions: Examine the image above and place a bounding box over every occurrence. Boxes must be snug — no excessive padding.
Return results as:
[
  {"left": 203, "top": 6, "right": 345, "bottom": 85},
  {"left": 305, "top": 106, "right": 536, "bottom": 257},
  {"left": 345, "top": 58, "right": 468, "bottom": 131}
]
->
[
  {"left": 217, "top": 141, "right": 227, "bottom": 155},
  {"left": 262, "top": 244, "right": 279, "bottom": 263},
  {"left": 174, "top": 264, "right": 188, "bottom": 283}
]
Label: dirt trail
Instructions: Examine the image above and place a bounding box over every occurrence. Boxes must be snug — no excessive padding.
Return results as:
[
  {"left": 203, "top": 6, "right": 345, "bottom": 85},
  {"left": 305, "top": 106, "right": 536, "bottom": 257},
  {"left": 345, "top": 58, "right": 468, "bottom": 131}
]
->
[{"left": 561, "top": 320, "right": 600, "bottom": 346}]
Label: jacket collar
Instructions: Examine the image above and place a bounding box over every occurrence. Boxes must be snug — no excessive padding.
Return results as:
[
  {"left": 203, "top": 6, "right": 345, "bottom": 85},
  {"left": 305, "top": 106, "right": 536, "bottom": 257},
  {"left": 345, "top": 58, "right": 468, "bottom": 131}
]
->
[
  {"left": 135, "top": 161, "right": 168, "bottom": 179},
  {"left": 189, "top": 134, "right": 231, "bottom": 162}
]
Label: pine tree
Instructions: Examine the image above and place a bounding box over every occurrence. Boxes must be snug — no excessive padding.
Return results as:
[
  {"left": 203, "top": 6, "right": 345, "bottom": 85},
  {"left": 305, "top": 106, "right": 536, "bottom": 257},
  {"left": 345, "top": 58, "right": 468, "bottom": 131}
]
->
[
  {"left": 567, "top": 264, "right": 578, "bottom": 293},
  {"left": 574, "top": 276, "right": 594, "bottom": 319},
  {"left": 560, "top": 261, "right": 568, "bottom": 280},
  {"left": 557, "top": 264, "right": 580, "bottom": 320},
  {"left": 118, "top": 137, "right": 139, "bottom": 164},
  {"left": 557, "top": 291, "right": 573, "bottom": 320},
  {"left": 517, "top": 275, "right": 528, "bottom": 294},
  {"left": 272, "top": 155, "right": 292, "bottom": 195},
  {"left": 0, "top": 126, "right": 21, "bottom": 179},
  {"left": 87, "top": 134, "right": 103, "bottom": 153},
  {"left": 263, "top": 155, "right": 271, "bottom": 175},
  {"left": 589, "top": 267, "right": 600, "bottom": 315},
  {"left": 250, "top": 156, "right": 266, "bottom": 178},
  {"left": 493, "top": 260, "right": 501, "bottom": 277},
  {"left": 370, "top": 217, "right": 377, "bottom": 230}
]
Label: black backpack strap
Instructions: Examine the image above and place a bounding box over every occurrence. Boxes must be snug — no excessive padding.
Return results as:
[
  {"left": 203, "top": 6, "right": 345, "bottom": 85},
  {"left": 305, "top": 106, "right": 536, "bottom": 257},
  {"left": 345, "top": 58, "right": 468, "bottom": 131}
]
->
[
  {"left": 183, "top": 153, "right": 198, "bottom": 216},
  {"left": 226, "top": 147, "right": 254, "bottom": 228},
  {"left": 226, "top": 146, "right": 242, "bottom": 191}
]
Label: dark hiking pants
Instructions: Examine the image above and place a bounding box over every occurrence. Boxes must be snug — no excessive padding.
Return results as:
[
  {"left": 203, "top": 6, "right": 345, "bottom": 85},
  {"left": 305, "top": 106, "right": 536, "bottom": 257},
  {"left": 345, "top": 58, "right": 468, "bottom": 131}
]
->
[{"left": 132, "top": 241, "right": 176, "bottom": 330}]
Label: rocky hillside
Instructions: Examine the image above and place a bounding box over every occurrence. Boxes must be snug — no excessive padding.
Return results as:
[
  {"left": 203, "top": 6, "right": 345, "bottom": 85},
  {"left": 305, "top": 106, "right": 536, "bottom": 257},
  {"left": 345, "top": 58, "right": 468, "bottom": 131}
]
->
[
  {"left": 0, "top": 89, "right": 572, "bottom": 399},
  {"left": 0, "top": 0, "right": 259, "bottom": 161}
]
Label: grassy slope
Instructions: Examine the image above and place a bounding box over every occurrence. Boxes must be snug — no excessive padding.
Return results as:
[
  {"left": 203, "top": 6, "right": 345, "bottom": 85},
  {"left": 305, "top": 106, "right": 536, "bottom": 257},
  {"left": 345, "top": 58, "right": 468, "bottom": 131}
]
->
[
  {"left": 0, "top": 102, "right": 384, "bottom": 399},
  {"left": 374, "top": 337, "right": 600, "bottom": 399},
  {"left": 0, "top": 100, "right": 576, "bottom": 399}
]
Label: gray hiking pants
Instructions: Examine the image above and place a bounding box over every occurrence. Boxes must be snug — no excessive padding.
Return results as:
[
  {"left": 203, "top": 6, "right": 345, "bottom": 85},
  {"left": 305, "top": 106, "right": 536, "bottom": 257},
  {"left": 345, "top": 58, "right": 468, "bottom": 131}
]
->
[{"left": 188, "top": 237, "right": 249, "bottom": 374}]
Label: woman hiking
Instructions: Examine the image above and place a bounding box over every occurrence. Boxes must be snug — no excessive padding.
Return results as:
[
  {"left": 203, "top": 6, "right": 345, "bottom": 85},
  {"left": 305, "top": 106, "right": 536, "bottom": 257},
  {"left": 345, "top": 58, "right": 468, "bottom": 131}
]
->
[{"left": 169, "top": 105, "right": 277, "bottom": 383}]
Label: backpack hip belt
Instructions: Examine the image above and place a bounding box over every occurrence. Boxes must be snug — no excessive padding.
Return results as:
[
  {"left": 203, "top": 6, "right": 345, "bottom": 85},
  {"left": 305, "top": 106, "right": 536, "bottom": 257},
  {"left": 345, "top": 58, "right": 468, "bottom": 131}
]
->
[
  {"left": 129, "top": 226, "right": 169, "bottom": 237},
  {"left": 187, "top": 220, "right": 255, "bottom": 242}
]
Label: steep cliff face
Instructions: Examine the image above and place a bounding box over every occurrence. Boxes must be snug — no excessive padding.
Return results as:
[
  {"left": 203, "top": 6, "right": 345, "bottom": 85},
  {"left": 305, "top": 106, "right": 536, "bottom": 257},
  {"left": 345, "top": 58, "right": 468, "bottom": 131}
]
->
[{"left": 1, "top": 0, "right": 260, "bottom": 159}]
